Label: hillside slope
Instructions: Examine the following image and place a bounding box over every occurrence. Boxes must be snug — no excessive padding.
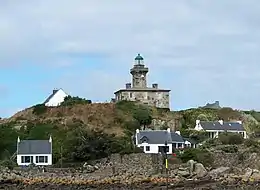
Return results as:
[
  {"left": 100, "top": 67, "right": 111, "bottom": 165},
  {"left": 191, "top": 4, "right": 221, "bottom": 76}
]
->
[
  {"left": 1, "top": 98, "right": 260, "bottom": 164},
  {"left": 2, "top": 100, "right": 260, "bottom": 135}
]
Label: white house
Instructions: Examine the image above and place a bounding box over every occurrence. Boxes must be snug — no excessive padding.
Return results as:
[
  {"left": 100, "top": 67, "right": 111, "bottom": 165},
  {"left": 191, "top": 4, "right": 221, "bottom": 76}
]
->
[
  {"left": 183, "top": 138, "right": 197, "bottom": 148},
  {"left": 171, "top": 131, "right": 185, "bottom": 149},
  {"left": 17, "top": 136, "right": 52, "bottom": 166},
  {"left": 44, "top": 88, "right": 68, "bottom": 107},
  {"left": 194, "top": 119, "right": 248, "bottom": 139},
  {"left": 135, "top": 128, "right": 173, "bottom": 154}
]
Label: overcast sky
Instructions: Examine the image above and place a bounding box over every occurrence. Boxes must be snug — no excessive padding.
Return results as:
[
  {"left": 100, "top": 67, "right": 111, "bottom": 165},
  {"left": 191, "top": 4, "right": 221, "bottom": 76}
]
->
[{"left": 0, "top": 0, "right": 260, "bottom": 118}]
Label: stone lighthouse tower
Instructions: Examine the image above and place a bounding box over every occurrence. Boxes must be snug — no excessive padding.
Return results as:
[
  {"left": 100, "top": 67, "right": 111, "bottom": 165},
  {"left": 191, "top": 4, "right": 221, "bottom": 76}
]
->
[
  {"left": 130, "top": 54, "right": 149, "bottom": 88},
  {"left": 113, "top": 53, "right": 171, "bottom": 109}
]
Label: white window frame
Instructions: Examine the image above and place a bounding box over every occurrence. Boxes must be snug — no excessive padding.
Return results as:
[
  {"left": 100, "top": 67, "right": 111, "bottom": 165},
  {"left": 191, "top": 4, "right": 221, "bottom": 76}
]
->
[
  {"left": 21, "top": 156, "right": 33, "bottom": 163},
  {"left": 36, "top": 156, "right": 48, "bottom": 163}
]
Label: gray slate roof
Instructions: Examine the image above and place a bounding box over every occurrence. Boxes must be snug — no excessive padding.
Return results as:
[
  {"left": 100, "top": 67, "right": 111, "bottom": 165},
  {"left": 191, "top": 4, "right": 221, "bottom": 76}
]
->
[
  {"left": 183, "top": 138, "right": 197, "bottom": 144},
  {"left": 170, "top": 132, "right": 184, "bottom": 143},
  {"left": 17, "top": 140, "right": 52, "bottom": 154},
  {"left": 200, "top": 121, "right": 244, "bottom": 131},
  {"left": 137, "top": 130, "right": 172, "bottom": 144}
]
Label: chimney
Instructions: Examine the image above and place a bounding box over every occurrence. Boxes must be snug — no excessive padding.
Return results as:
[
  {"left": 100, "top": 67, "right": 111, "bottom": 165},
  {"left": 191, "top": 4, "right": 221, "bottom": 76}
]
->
[
  {"left": 53, "top": 89, "right": 58, "bottom": 94},
  {"left": 218, "top": 120, "right": 223, "bottom": 125},
  {"left": 175, "top": 131, "right": 181, "bottom": 135},
  {"left": 126, "top": 83, "right": 131, "bottom": 89},
  {"left": 152, "top": 83, "right": 158, "bottom": 89},
  {"left": 237, "top": 121, "right": 242, "bottom": 124},
  {"left": 136, "top": 129, "right": 140, "bottom": 133},
  {"left": 196, "top": 120, "right": 200, "bottom": 125},
  {"left": 49, "top": 136, "right": 52, "bottom": 143},
  {"left": 167, "top": 128, "right": 171, "bottom": 133},
  {"left": 17, "top": 136, "right": 20, "bottom": 143}
]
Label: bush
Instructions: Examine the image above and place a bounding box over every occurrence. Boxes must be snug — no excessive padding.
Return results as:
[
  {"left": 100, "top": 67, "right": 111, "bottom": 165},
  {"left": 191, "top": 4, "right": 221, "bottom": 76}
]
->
[
  {"left": 0, "top": 160, "right": 16, "bottom": 170},
  {"left": 60, "top": 96, "right": 91, "bottom": 106},
  {"left": 115, "top": 100, "right": 137, "bottom": 112},
  {"left": 219, "top": 145, "right": 238, "bottom": 153},
  {"left": 179, "top": 129, "right": 192, "bottom": 138},
  {"left": 218, "top": 132, "right": 243, "bottom": 145},
  {"left": 179, "top": 148, "right": 213, "bottom": 167},
  {"left": 33, "top": 104, "right": 47, "bottom": 115},
  {"left": 244, "top": 139, "right": 259, "bottom": 147},
  {"left": 189, "top": 131, "right": 208, "bottom": 143},
  {"left": 201, "top": 138, "right": 221, "bottom": 148}
]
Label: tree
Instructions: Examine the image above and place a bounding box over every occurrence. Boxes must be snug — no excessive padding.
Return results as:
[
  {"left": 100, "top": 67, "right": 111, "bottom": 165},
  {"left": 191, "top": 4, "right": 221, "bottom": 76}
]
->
[
  {"left": 197, "top": 114, "right": 208, "bottom": 121},
  {"left": 218, "top": 132, "right": 243, "bottom": 145},
  {"left": 0, "top": 124, "right": 19, "bottom": 159},
  {"left": 26, "top": 123, "right": 54, "bottom": 140},
  {"left": 133, "top": 106, "right": 152, "bottom": 130}
]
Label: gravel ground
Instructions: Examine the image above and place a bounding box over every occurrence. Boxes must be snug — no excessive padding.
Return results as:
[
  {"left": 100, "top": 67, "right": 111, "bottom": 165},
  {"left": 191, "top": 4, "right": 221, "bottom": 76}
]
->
[{"left": 1, "top": 180, "right": 260, "bottom": 190}]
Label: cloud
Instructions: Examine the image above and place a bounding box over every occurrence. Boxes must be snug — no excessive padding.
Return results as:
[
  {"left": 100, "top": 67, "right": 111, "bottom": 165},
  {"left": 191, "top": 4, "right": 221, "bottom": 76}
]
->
[
  {"left": 1, "top": 0, "right": 257, "bottom": 67},
  {"left": 0, "top": 0, "right": 260, "bottom": 113}
]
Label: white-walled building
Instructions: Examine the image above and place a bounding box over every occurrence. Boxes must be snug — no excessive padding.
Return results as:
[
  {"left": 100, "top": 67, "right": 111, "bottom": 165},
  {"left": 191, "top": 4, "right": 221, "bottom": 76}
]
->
[
  {"left": 194, "top": 119, "right": 248, "bottom": 139},
  {"left": 171, "top": 131, "right": 185, "bottom": 149},
  {"left": 44, "top": 88, "right": 68, "bottom": 107},
  {"left": 17, "top": 136, "right": 52, "bottom": 166},
  {"left": 135, "top": 128, "right": 173, "bottom": 154},
  {"left": 134, "top": 128, "right": 197, "bottom": 154}
]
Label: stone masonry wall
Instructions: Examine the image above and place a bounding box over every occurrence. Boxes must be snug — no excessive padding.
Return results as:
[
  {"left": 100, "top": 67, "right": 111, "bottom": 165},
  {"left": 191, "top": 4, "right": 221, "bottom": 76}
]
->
[{"left": 116, "top": 91, "right": 170, "bottom": 108}]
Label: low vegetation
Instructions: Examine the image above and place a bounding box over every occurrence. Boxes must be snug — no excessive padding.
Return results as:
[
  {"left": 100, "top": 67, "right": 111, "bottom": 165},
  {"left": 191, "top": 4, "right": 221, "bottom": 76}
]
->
[
  {"left": 177, "top": 148, "right": 213, "bottom": 167},
  {"left": 2, "top": 99, "right": 260, "bottom": 166}
]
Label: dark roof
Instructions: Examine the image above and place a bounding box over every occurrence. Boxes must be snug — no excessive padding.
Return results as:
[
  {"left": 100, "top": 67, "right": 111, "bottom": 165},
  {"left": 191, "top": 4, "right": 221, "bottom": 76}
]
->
[
  {"left": 200, "top": 121, "right": 244, "bottom": 131},
  {"left": 114, "top": 87, "right": 170, "bottom": 94},
  {"left": 43, "top": 89, "right": 59, "bottom": 104},
  {"left": 134, "top": 53, "right": 144, "bottom": 61},
  {"left": 17, "top": 140, "right": 52, "bottom": 154},
  {"left": 137, "top": 130, "right": 172, "bottom": 144},
  {"left": 183, "top": 138, "right": 197, "bottom": 144},
  {"left": 171, "top": 132, "right": 184, "bottom": 143}
]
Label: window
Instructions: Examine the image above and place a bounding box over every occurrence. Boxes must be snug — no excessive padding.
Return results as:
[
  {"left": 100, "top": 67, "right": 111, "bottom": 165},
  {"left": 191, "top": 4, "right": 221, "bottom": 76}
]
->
[
  {"left": 130, "top": 93, "right": 132, "bottom": 98},
  {"left": 145, "top": 146, "right": 150, "bottom": 151},
  {"left": 36, "top": 156, "right": 48, "bottom": 163},
  {"left": 21, "top": 156, "right": 33, "bottom": 163},
  {"left": 178, "top": 143, "right": 183, "bottom": 148}
]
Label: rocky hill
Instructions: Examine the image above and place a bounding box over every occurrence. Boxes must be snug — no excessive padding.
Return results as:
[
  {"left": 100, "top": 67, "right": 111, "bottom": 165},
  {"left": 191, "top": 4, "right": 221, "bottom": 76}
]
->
[
  {"left": 1, "top": 96, "right": 260, "bottom": 165},
  {"left": 2, "top": 97, "right": 260, "bottom": 136}
]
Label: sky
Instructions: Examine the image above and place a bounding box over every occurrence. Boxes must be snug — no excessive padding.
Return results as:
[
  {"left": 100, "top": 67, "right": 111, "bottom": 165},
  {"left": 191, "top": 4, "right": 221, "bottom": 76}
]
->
[{"left": 0, "top": 0, "right": 260, "bottom": 118}]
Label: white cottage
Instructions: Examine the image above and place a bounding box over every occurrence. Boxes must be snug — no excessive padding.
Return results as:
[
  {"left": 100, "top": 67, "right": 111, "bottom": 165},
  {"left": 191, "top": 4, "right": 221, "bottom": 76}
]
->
[
  {"left": 44, "top": 88, "right": 68, "bottom": 107},
  {"left": 17, "top": 136, "right": 52, "bottom": 166},
  {"left": 171, "top": 131, "right": 185, "bottom": 149},
  {"left": 194, "top": 120, "right": 248, "bottom": 139},
  {"left": 135, "top": 128, "right": 173, "bottom": 154}
]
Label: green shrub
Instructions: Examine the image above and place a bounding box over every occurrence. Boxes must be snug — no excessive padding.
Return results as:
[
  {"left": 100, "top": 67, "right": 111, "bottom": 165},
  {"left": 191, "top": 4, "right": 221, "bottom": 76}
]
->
[
  {"left": 179, "top": 129, "right": 192, "bottom": 138},
  {"left": 201, "top": 138, "right": 221, "bottom": 149},
  {"left": 244, "top": 139, "right": 260, "bottom": 147},
  {"left": 219, "top": 145, "right": 238, "bottom": 153},
  {"left": 33, "top": 104, "right": 47, "bottom": 115},
  {"left": 179, "top": 148, "right": 213, "bottom": 167},
  {"left": 189, "top": 131, "right": 208, "bottom": 143},
  {"left": 115, "top": 100, "right": 137, "bottom": 112},
  {"left": 0, "top": 160, "right": 16, "bottom": 170},
  {"left": 218, "top": 132, "right": 243, "bottom": 145},
  {"left": 60, "top": 96, "right": 91, "bottom": 106}
]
